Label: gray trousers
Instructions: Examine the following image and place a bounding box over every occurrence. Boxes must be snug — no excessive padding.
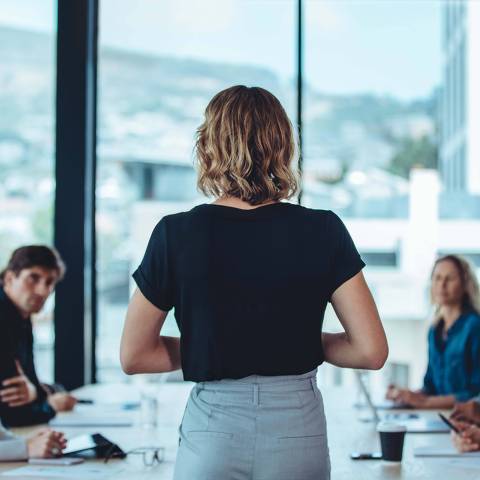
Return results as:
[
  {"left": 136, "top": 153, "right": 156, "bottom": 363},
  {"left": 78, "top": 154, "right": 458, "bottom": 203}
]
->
[{"left": 173, "top": 369, "right": 330, "bottom": 480}]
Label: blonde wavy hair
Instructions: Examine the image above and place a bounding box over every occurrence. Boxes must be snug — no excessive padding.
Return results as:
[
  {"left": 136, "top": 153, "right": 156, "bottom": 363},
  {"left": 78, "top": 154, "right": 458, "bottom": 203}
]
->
[
  {"left": 195, "top": 85, "right": 299, "bottom": 205},
  {"left": 431, "top": 254, "right": 480, "bottom": 320}
]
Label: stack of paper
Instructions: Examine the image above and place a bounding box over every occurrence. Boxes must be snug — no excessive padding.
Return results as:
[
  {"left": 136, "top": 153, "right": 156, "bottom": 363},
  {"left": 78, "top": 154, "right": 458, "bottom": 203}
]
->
[
  {"left": 49, "top": 405, "right": 134, "bottom": 427},
  {"left": 414, "top": 446, "right": 480, "bottom": 457}
]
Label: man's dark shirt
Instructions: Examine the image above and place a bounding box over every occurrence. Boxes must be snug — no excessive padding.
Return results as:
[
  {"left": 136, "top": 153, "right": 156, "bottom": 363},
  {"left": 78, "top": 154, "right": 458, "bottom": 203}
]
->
[{"left": 0, "top": 287, "right": 55, "bottom": 427}]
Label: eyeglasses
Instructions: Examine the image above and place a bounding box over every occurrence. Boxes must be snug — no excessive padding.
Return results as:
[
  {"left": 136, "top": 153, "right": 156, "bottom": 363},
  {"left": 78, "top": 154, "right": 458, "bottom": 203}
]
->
[{"left": 104, "top": 446, "right": 165, "bottom": 466}]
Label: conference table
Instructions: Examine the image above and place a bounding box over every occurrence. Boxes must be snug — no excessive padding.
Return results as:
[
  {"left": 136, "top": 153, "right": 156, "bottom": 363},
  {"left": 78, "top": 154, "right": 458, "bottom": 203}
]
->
[{"left": 1, "top": 382, "right": 479, "bottom": 479}]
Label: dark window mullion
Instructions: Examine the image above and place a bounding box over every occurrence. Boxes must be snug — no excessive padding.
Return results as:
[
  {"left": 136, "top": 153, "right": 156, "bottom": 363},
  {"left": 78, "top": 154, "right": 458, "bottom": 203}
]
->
[
  {"left": 297, "top": 0, "right": 304, "bottom": 204},
  {"left": 54, "top": 0, "right": 98, "bottom": 390}
]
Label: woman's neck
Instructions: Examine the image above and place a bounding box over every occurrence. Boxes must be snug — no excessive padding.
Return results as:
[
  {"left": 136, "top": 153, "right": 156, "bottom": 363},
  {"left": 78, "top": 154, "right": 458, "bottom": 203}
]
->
[
  {"left": 212, "top": 196, "right": 277, "bottom": 210},
  {"left": 440, "top": 304, "right": 463, "bottom": 331}
]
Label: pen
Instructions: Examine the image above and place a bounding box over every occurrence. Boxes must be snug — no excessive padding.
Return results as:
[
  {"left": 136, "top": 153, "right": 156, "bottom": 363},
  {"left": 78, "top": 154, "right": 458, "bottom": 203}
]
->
[{"left": 438, "top": 413, "right": 460, "bottom": 433}]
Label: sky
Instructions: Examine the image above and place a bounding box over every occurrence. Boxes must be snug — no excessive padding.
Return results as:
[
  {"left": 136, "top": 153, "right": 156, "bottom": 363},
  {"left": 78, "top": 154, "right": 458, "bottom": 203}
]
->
[{"left": 0, "top": 0, "right": 442, "bottom": 100}]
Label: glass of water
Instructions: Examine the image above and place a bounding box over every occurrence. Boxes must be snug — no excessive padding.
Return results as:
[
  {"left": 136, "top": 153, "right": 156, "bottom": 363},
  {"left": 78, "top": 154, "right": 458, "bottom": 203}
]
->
[{"left": 140, "top": 385, "right": 158, "bottom": 429}]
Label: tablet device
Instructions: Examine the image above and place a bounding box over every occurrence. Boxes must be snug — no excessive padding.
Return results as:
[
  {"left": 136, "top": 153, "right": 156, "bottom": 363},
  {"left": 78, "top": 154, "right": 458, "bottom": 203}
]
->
[{"left": 63, "top": 433, "right": 126, "bottom": 458}]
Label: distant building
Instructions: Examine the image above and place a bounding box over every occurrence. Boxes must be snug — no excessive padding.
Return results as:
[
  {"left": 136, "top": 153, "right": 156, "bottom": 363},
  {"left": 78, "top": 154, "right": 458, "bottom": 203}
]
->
[{"left": 440, "top": 0, "right": 480, "bottom": 193}]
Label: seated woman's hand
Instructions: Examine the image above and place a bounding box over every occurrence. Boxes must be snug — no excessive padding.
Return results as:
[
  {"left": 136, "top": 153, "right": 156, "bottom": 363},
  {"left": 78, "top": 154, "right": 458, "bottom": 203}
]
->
[
  {"left": 385, "top": 384, "right": 399, "bottom": 401},
  {"left": 397, "top": 390, "right": 428, "bottom": 407},
  {"left": 450, "top": 400, "right": 480, "bottom": 424},
  {"left": 451, "top": 424, "right": 480, "bottom": 453},
  {"left": 386, "top": 386, "right": 427, "bottom": 407},
  {"left": 26, "top": 429, "right": 67, "bottom": 458}
]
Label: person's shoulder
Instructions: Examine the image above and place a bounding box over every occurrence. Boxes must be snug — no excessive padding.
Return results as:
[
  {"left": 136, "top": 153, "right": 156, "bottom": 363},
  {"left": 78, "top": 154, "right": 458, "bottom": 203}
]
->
[
  {"left": 299, "top": 207, "right": 350, "bottom": 232},
  {"left": 283, "top": 203, "right": 333, "bottom": 220},
  {"left": 151, "top": 206, "right": 201, "bottom": 228},
  {"left": 148, "top": 205, "right": 209, "bottom": 239},
  {"left": 0, "top": 287, "right": 10, "bottom": 311},
  {"left": 427, "top": 323, "right": 437, "bottom": 336},
  {"left": 164, "top": 205, "right": 213, "bottom": 227},
  {"left": 465, "top": 311, "right": 480, "bottom": 329}
]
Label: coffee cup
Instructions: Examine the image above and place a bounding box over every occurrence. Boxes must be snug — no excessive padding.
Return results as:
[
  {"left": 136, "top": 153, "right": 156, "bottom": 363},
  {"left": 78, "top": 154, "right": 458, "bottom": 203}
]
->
[{"left": 377, "top": 422, "right": 406, "bottom": 463}]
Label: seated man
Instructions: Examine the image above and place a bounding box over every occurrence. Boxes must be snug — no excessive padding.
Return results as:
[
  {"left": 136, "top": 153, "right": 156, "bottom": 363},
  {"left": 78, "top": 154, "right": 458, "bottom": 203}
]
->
[
  {"left": 0, "top": 246, "right": 77, "bottom": 427},
  {"left": 0, "top": 419, "right": 66, "bottom": 461}
]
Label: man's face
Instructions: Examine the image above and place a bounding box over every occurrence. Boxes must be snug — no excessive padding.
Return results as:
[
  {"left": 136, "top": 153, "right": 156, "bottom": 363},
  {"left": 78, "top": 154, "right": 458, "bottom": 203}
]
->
[{"left": 3, "top": 267, "right": 59, "bottom": 317}]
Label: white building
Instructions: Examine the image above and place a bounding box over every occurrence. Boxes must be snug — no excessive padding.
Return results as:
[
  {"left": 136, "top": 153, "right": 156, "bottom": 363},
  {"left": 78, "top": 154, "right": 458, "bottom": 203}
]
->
[{"left": 440, "top": 0, "right": 480, "bottom": 193}]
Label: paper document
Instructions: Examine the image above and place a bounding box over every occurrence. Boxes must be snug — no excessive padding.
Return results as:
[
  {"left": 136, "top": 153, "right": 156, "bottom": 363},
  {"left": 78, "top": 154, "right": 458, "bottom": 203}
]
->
[
  {"left": 434, "top": 457, "right": 480, "bottom": 469},
  {"left": 49, "top": 405, "right": 134, "bottom": 427},
  {"left": 50, "top": 415, "right": 133, "bottom": 427},
  {"left": 414, "top": 446, "right": 480, "bottom": 457},
  {"left": 1, "top": 464, "right": 126, "bottom": 478}
]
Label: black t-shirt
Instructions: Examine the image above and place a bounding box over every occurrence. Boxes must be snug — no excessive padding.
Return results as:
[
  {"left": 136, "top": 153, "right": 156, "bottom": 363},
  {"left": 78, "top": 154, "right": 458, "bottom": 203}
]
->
[{"left": 133, "top": 202, "right": 365, "bottom": 382}]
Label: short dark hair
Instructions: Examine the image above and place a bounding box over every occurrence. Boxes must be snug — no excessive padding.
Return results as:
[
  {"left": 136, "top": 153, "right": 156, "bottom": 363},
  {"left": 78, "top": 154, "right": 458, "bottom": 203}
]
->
[{"left": 0, "top": 245, "right": 66, "bottom": 285}]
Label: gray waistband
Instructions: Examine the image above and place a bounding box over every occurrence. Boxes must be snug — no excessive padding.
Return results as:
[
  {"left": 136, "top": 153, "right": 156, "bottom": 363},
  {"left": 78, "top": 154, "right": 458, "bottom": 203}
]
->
[{"left": 197, "top": 369, "right": 319, "bottom": 393}]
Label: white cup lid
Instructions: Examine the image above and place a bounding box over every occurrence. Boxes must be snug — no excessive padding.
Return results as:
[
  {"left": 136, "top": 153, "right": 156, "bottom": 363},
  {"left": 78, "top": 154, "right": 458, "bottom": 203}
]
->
[{"left": 377, "top": 422, "right": 407, "bottom": 433}]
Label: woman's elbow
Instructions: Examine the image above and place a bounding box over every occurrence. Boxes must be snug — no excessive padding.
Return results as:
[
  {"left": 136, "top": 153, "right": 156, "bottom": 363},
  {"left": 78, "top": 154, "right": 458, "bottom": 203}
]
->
[
  {"left": 362, "top": 342, "right": 389, "bottom": 370},
  {"left": 121, "top": 362, "right": 138, "bottom": 375},
  {"left": 120, "top": 349, "right": 140, "bottom": 375}
]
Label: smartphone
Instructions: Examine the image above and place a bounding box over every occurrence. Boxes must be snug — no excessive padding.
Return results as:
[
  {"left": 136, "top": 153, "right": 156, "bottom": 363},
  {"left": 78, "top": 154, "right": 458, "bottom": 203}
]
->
[
  {"left": 438, "top": 413, "right": 460, "bottom": 433},
  {"left": 350, "top": 452, "right": 382, "bottom": 460}
]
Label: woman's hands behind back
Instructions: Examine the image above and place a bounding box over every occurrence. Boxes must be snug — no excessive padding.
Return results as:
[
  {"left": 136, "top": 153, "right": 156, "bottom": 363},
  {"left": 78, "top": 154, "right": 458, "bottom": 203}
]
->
[{"left": 323, "top": 272, "right": 388, "bottom": 370}]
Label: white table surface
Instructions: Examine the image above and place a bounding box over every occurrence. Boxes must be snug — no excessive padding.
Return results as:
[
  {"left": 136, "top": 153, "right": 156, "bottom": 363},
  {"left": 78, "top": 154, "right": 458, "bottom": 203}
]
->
[{"left": 0, "top": 383, "right": 478, "bottom": 479}]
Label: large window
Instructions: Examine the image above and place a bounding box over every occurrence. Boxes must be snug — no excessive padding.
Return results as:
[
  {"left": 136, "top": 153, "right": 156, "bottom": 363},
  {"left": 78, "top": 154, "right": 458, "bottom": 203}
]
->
[
  {"left": 96, "top": 0, "right": 480, "bottom": 389},
  {"left": 304, "top": 0, "right": 480, "bottom": 395},
  {"left": 97, "top": 0, "right": 296, "bottom": 381},
  {"left": 304, "top": 0, "right": 442, "bottom": 392},
  {"left": 0, "top": 2, "right": 57, "bottom": 382},
  {"left": 4, "top": 1, "right": 478, "bottom": 390}
]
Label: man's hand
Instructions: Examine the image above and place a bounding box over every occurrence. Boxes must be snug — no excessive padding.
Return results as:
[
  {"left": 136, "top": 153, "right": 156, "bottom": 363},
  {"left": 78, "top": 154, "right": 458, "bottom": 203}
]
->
[
  {"left": 26, "top": 429, "right": 67, "bottom": 458},
  {"left": 48, "top": 392, "right": 77, "bottom": 412},
  {"left": 0, "top": 360, "right": 37, "bottom": 407},
  {"left": 450, "top": 400, "right": 480, "bottom": 424}
]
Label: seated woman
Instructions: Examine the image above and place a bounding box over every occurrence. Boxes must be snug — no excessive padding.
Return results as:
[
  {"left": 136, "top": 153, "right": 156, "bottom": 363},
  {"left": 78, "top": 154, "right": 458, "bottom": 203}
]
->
[
  {"left": 0, "top": 419, "right": 66, "bottom": 461},
  {"left": 387, "top": 254, "right": 480, "bottom": 409}
]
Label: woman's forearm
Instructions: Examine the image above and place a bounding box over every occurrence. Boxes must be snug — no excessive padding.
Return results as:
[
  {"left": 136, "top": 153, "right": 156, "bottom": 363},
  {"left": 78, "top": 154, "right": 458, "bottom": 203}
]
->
[
  {"left": 155, "top": 336, "right": 182, "bottom": 372},
  {"left": 424, "top": 394, "right": 456, "bottom": 409},
  {"left": 121, "top": 290, "right": 181, "bottom": 375},
  {"left": 329, "top": 272, "right": 388, "bottom": 370},
  {"left": 122, "top": 336, "right": 181, "bottom": 374},
  {"left": 322, "top": 332, "right": 385, "bottom": 370}
]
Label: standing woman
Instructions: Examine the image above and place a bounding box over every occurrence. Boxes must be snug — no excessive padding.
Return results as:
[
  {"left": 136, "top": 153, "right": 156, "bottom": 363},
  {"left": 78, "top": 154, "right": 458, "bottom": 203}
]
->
[
  {"left": 120, "top": 85, "right": 388, "bottom": 480},
  {"left": 387, "top": 255, "right": 480, "bottom": 409}
]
